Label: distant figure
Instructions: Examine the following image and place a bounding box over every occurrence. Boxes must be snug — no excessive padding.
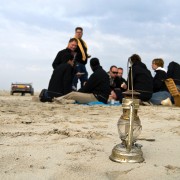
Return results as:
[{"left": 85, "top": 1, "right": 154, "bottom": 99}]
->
[
  {"left": 167, "top": 61, "right": 180, "bottom": 89},
  {"left": 72, "top": 27, "right": 91, "bottom": 89},
  {"left": 128, "top": 54, "right": 153, "bottom": 102},
  {"left": 149, "top": 58, "right": 172, "bottom": 105},
  {"left": 117, "top": 67, "right": 127, "bottom": 92},
  {"left": 57, "top": 58, "right": 111, "bottom": 104},
  {"left": 48, "top": 54, "right": 75, "bottom": 99},
  {"left": 52, "top": 38, "right": 78, "bottom": 69},
  {"left": 108, "top": 65, "right": 124, "bottom": 103}
]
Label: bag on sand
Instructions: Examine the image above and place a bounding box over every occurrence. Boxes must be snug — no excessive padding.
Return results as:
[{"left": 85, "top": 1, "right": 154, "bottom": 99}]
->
[{"left": 39, "top": 89, "right": 52, "bottom": 102}]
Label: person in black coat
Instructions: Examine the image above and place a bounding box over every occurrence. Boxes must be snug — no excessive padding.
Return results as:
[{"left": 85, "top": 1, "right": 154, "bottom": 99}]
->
[
  {"left": 57, "top": 58, "right": 111, "bottom": 104},
  {"left": 47, "top": 54, "right": 75, "bottom": 98},
  {"left": 167, "top": 61, "right": 180, "bottom": 88},
  {"left": 52, "top": 38, "right": 78, "bottom": 69},
  {"left": 117, "top": 67, "right": 128, "bottom": 92},
  {"left": 128, "top": 54, "right": 153, "bottom": 102},
  {"left": 152, "top": 59, "right": 168, "bottom": 92},
  {"left": 108, "top": 65, "right": 125, "bottom": 103},
  {"left": 149, "top": 58, "right": 172, "bottom": 105}
]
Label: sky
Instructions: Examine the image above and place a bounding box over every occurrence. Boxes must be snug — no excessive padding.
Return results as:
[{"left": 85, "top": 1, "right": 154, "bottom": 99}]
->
[{"left": 0, "top": 0, "right": 180, "bottom": 91}]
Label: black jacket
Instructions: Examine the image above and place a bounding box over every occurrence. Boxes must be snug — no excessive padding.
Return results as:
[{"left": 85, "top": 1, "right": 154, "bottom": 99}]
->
[
  {"left": 52, "top": 48, "right": 73, "bottom": 69},
  {"left": 153, "top": 69, "right": 168, "bottom": 92},
  {"left": 78, "top": 66, "right": 111, "bottom": 103},
  {"left": 167, "top": 61, "right": 180, "bottom": 86},
  {"left": 108, "top": 75, "right": 123, "bottom": 102},
  {"left": 128, "top": 61, "right": 153, "bottom": 101},
  {"left": 48, "top": 63, "right": 74, "bottom": 97}
]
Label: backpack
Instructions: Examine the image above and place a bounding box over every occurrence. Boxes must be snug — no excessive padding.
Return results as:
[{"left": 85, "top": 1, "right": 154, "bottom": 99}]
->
[{"left": 39, "top": 89, "right": 53, "bottom": 102}]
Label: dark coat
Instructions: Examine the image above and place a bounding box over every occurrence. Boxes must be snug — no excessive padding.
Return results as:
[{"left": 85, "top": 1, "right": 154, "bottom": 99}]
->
[
  {"left": 52, "top": 48, "right": 73, "bottom": 69},
  {"left": 78, "top": 66, "right": 111, "bottom": 103},
  {"left": 109, "top": 75, "right": 124, "bottom": 102},
  {"left": 48, "top": 63, "right": 74, "bottom": 98},
  {"left": 167, "top": 61, "right": 180, "bottom": 86},
  {"left": 118, "top": 76, "right": 127, "bottom": 93},
  {"left": 128, "top": 61, "right": 153, "bottom": 101},
  {"left": 153, "top": 69, "right": 168, "bottom": 92}
]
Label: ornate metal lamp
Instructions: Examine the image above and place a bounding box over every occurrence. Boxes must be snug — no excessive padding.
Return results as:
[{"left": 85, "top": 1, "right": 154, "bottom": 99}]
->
[{"left": 109, "top": 57, "right": 144, "bottom": 163}]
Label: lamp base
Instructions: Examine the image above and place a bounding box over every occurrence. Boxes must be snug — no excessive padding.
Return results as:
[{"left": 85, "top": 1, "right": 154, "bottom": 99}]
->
[{"left": 109, "top": 143, "right": 144, "bottom": 163}]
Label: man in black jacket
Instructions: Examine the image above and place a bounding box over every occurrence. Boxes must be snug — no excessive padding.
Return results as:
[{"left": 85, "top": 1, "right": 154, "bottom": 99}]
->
[
  {"left": 117, "top": 67, "right": 127, "bottom": 92},
  {"left": 56, "top": 58, "right": 111, "bottom": 104},
  {"left": 108, "top": 66, "right": 127, "bottom": 103},
  {"left": 52, "top": 38, "right": 77, "bottom": 69}
]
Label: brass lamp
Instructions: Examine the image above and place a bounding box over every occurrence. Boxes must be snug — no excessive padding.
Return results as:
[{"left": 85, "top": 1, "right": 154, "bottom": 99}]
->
[
  {"left": 109, "top": 90, "right": 144, "bottom": 163},
  {"left": 110, "top": 56, "right": 145, "bottom": 163}
]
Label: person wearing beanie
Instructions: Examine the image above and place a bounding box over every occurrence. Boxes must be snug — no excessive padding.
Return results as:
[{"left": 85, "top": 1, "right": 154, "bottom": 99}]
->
[{"left": 56, "top": 57, "right": 111, "bottom": 104}]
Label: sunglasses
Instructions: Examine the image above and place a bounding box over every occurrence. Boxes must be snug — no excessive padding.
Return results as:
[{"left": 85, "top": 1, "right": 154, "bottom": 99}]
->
[{"left": 112, "top": 71, "right": 118, "bottom": 74}]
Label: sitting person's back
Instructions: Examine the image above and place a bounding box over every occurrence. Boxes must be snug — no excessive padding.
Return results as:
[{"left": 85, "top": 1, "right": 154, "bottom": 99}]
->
[
  {"left": 167, "top": 61, "right": 180, "bottom": 89},
  {"left": 78, "top": 59, "right": 111, "bottom": 103},
  {"left": 56, "top": 58, "right": 111, "bottom": 104},
  {"left": 128, "top": 54, "right": 153, "bottom": 102}
]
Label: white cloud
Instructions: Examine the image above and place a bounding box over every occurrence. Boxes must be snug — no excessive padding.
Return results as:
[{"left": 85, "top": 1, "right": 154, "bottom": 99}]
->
[{"left": 0, "top": 0, "right": 180, "bottom": 91}]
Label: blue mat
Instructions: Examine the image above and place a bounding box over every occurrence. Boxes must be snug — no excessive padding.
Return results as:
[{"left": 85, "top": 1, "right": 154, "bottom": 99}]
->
[{"left": 77, "top": 101, "right": 121, "bottom": 106}]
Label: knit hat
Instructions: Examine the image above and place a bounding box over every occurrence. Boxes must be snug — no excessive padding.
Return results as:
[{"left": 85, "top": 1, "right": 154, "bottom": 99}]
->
[{"left": 90, "top": 58, "right": 100, "bottom": 67}]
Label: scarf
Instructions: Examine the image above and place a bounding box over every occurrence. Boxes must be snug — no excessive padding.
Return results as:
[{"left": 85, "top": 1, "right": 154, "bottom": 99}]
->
[
  {"left": 75, "top": 38, "right": 87, "bottom": 61},
  {"left": 156, "top": 67, "right": 167, "bottom": 73}
]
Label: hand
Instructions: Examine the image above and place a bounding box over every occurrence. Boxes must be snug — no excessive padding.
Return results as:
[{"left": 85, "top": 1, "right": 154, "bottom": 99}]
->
[
  {"left": 76, "top": 72, "right": 85, "bottom": 77},
  {"left": 121, "top": 82, "right": 127, "bottom": 89},
  {"left": 83, "top": 81, "right": 87, "bottom": 86},
  {"left": 110, "top": 91, "right": 117, "bottom": 99}
]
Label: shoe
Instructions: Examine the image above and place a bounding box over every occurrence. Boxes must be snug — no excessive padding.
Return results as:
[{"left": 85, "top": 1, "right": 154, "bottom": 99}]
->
[
  {"left": 161, "top": 98, "right": 172, "bottom": 106},
  {"left": 72, "top": 86, "right": 77, "bottom": 91},
  {"left": 140, "top": 101, "right": 152, "bottom": 106}
]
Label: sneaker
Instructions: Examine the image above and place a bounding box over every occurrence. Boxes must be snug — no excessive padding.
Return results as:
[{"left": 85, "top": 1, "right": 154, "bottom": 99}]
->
[
  {"left": 161, "top": 98, "right": 172, "bottom": 106},
  {"left": 72, "top": 86, "right": 77, "bottom": 91},
  {"left": 140, "top": 101, "right": 152, "bottom": 106}
]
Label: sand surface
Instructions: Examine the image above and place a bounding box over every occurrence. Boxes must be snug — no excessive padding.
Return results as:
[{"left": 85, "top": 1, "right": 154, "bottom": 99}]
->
[{"left": 0, "top": 91, "right": 180, "bottom": 180}]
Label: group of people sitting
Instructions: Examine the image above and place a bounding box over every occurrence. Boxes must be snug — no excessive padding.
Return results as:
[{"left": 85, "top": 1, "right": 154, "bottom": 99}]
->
[
  {"left": 40, "top": 28, "right": 180, "bottom": 106},
  {"left": 40, "top": 52, "right": 180, "bottom": 106},
  {"left": 127, "top": 55, "right": 180, "bottom": 106}
]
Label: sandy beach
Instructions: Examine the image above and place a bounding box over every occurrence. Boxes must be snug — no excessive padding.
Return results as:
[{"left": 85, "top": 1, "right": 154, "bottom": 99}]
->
[{"left": 0, "top": 91, "right": 180, "bottom": 180}]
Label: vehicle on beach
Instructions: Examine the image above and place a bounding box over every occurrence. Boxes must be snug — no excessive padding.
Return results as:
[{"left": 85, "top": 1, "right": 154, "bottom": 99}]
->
[{"left": 11, "top": 83, "right": 34, "bottom": 96}]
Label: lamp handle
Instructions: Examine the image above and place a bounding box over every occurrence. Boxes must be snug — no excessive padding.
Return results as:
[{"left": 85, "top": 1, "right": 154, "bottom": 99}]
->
[{"left": 126, "top": 103, "right": 134, "bottom": 152}]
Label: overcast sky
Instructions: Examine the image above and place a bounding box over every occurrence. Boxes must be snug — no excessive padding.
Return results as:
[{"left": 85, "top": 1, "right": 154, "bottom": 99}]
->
[{"left": 0, "top": 0, "right": 180, "bottom": 91}]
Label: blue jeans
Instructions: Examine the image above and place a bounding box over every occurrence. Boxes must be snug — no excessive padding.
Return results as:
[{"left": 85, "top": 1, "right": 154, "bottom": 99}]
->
[
  {"left": 73, "top": 63, "right": 88, "bottom": 88},
  {"left": 150, "top": 91, "right": 172, "bottom": 105},
  {"left": 177, "top": 85, "right": 180, "bottom": 91}
]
